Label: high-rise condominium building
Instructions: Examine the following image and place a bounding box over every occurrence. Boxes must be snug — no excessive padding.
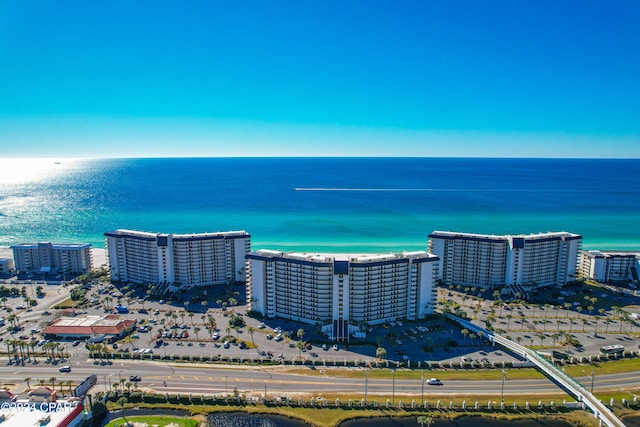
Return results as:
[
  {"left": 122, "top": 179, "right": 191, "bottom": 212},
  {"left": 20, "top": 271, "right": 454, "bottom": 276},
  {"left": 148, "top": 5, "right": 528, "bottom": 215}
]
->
[
  {"left": 579, "top": 250, "right": 640, "bottom": 284},
  {"left": 428, "top": 231, "right": 582, "bottom": 290},
  {"left": 104, "top": 229, "right": 250, "bottom": 288},
  {"left": 246, "top": 250, "right": 439, "bottom": 341},
  {"left": 11, "top": 242, "right": 93, "bottom": 275}
]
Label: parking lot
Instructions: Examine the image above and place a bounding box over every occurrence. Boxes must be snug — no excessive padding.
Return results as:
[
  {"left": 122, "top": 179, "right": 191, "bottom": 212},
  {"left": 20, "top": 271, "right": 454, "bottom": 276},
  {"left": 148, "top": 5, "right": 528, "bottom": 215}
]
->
[{"left": 1, "top": 271, "right": 639, "bottom": 370}]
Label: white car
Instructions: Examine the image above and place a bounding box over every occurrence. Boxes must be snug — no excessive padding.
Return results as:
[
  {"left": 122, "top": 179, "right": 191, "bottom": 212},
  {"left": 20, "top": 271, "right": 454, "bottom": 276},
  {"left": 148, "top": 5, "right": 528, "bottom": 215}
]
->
[
  {"left": 427, "top": 378, "right": 442, "bottom": 385},
  {"left": 258, "top": 323, "right": 266, "bottom": 329},
  {"left": 333, "top": 344, "right": 339, "bottom": 351},
  {"left": 59, "top": 366, "right": 71, "bottom": 373}
]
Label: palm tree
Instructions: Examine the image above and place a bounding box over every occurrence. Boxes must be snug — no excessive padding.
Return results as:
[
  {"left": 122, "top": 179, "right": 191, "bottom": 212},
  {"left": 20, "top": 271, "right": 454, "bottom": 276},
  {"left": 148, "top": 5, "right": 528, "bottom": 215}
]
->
[
  {"left": 24, "top": 377, "right": 32, "bottom": 390},
  {"left": 296, "top": 340, "right": 305, "bottom": 358},
  {"left": 194, "top": 327, "right": 201, "bottom": 342},
  {"left": 376, "top": 347, "right": 387, "bottom": 360},
  {"left": 189, "top": 312, "right": 195, "bottom": 326},
  {"left": 49, "top": 377, "right": 57, "bottom": 391},
  {"left": 66, "top": 380, "right": 73, "bottom": 395},
  {"left": 248, "top": 327, "right": 255, "bottom": 345},
  {"left": 297, "top": 328, "right": 305, "bottom": 342},
  {"left": 38, "top": 378, "right": 45, "bottom": 387},
  {"left": 461, "top": 328, "right": 469, "bottom": 344},
  {"left": 564, "top": 302, "right": 572, "bottom": 318},
  {"left": 538, "top": 334, "right": 545, "bottom": 347},
  {"left": 417, "top": 415, "right": 434, "bottom": 427},
  {"left": 117, "top": 396, "right": 129, "bottom": 424}
]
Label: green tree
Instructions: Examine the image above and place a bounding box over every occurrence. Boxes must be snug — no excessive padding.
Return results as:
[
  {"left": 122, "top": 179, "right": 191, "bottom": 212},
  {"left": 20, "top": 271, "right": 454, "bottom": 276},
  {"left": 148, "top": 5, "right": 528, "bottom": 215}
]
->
[
  {"left": 248, "top": 326, "right": 255, "bottom": 345},
  {"left": 117, "top": 396, "right": 128, "bottom": 424},
  {"left": 297, "top": 328, "right": 305, "bottom": 342},
  {"left": 417, "top": 415, "right": 434, "bottom": 427},
  {"left": 296, "top": 340, "right": 305, "bottom": 357},
  {"left": 376, "top": 347, "right": 387, "bottom": 360}
]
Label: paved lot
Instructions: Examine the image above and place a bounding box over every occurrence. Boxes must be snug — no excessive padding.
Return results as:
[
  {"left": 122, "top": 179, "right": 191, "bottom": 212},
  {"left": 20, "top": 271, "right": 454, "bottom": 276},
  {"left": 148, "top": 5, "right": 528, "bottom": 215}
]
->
[{"left": 1, "top": 276, "right": 639, "bottom": 369}]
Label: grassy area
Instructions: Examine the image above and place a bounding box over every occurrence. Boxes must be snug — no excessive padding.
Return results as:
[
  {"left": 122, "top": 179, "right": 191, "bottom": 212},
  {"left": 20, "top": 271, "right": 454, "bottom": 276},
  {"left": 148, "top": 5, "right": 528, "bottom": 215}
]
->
[
  {"left": 52, "top": 297, "right": 76, "bottom": 308},
  {"left": 281, "top": 366, "right": 547, "bottom": 381},
  {"left": 105, "top": 415, "right": 198, "bottom": 427},
  {"left": 105, "top": 400, "right": 601, "bottom": 427},
  {"left": 564, "top": 357, "right": 640, "bottom": 377}
]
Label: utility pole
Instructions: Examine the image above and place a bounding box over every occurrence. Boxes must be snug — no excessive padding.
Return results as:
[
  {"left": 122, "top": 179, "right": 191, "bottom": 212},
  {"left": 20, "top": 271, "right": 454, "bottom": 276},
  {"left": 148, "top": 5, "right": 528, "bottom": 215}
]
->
[{"left": 501, "top": 369, "right": 506, "bottom": 403}]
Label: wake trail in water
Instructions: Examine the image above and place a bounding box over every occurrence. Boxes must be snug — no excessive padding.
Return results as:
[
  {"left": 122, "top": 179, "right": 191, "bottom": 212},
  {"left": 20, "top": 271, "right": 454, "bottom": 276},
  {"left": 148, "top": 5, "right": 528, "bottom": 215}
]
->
[{"left": 294, "top": 188, "right": 598, "bottom": 193}]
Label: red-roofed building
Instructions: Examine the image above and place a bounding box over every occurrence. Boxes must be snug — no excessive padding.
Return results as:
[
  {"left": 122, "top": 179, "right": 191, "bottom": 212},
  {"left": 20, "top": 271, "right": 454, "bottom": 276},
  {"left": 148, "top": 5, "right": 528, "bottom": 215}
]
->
[
  {"left": 28, "top": 386, "right": 56, "bottom": 403},
  {"left": 0, "top": 389, "right": 17, "bottom": 402},
  {"left": 43, "top": 316, "right": 136, "bottom": 340}
]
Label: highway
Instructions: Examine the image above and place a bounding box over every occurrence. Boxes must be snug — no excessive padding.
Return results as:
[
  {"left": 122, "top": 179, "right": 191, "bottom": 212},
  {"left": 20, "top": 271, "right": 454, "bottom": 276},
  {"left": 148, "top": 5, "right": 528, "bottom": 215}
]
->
[{"left": 3, "top": 359, "right": 640, "bottom": 399}]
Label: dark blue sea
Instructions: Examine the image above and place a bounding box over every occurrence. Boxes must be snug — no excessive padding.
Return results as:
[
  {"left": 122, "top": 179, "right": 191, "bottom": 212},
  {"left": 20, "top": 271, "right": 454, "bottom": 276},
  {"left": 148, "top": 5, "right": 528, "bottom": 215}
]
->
[{"left": 1, "top": 157, "right": 639, "bottom": 251}]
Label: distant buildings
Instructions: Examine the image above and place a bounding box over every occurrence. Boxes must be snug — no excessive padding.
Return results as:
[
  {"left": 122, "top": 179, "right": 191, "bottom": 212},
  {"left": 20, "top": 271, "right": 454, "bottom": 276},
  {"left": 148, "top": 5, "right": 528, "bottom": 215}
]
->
[
  {"left": 0, "top": 258, "right": 13, "bottom": 274},
  {"left": 246, "top": 250, "right": 439, "bottom": 340},
  {"left": 104, "top": 229, "right": 250, "bottom": 289},
  {"left": 10, "top": 242, "right": 92, "bottom": 275},
  {"left": 428, "top": 231, "right": 582, "bottom": 292},
  {"left": 579, "top": 250, "right": 640, "bottom": 284}
]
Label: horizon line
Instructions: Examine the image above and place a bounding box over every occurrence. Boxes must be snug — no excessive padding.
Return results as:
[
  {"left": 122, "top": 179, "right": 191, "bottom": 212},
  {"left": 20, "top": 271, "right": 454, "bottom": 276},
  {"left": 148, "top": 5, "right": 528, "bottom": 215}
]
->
[{"left": 2, "top": 155, "right": 639, "bottom": 160}]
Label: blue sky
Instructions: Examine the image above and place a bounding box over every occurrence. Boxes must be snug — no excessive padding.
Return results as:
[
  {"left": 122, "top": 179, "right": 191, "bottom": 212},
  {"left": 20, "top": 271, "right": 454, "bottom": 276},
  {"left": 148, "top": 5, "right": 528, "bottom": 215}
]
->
[{"left": 1, "top": 1, "right": 639, "bottom": 158}]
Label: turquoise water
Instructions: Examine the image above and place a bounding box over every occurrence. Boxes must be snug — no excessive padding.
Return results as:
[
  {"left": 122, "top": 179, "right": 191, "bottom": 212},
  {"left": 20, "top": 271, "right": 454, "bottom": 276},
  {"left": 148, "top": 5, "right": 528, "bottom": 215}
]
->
[{"left": 1, "top": 157, "right": 639, "bottom": 251}]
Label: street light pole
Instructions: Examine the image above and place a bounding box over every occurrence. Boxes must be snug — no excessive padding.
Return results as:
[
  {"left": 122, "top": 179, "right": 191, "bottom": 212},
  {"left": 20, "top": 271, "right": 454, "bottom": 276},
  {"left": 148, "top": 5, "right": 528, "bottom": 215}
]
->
[
  {"left": 224, "top": 375, "right": 228, "bottom": 399},
  {"left": 364, "top": 368, "right": 368, "bottom": 403},
  {"left": 501, "top": 369, "right": 506, "bottom": 403},
  {"left": 392, "top": 368, "right": 395, "bottom": 403},
  {"left": 421, "top": 370, "right": 425, "bottom": 405},
  {"left": 583, "top": 369, "right": 595, "bottom": 394}
]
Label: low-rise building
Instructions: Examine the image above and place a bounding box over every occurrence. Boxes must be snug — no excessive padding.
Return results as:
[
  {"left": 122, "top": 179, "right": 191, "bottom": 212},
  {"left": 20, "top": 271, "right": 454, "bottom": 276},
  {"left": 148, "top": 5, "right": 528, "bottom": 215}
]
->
[
  {"left": 0, "top": 258, "right": 13, "bottom": 274},
  {"left": 579, "top": 250, "right": 640, "bottom": 284},
  {"left": 247, "top": 250, "right": 439, "bottom": 340},
  {"left": 43, "top": 315, "right": 136, "bottom": 340}
]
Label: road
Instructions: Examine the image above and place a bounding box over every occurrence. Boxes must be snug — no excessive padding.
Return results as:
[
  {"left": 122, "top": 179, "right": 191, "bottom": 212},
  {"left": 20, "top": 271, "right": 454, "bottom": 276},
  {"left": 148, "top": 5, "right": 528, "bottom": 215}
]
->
[{"left": 3, "top": 359, "right": 640, "bottom": 399}]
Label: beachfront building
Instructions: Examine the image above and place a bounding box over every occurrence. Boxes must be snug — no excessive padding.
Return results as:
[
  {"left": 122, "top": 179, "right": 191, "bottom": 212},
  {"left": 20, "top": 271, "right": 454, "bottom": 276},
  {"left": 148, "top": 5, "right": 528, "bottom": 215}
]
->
[
  {"left": 428, "top": 231, "right": 582, "bottom": 294},
  {"left": 10, "top": 242, "right": 92, "bottom": 275},
  {"left": 0, "top": 258, "right": 13, "bottom": 274},
  {"left": 579, "top": 250, "right": 640, "bottom": 284},
  {"left": 104, "top": 229, "right": 251, "bottom": 289},
  {"left": 247, "top": 250, "right": 439, "bottom": 340}
]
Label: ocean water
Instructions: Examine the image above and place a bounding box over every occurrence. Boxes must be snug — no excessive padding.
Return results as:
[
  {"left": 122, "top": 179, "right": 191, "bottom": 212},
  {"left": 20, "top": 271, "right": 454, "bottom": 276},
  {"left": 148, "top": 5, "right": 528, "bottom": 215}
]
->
[{"left": 1, "top": 157, "right": 639, "bottom": 252}]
